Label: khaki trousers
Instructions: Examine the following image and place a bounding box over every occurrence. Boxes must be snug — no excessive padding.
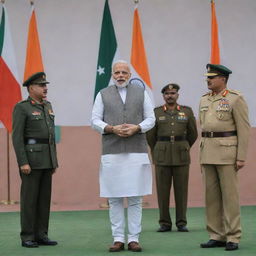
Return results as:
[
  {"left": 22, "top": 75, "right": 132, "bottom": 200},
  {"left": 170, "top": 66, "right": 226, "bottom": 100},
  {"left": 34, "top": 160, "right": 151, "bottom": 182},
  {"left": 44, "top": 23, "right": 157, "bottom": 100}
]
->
[{"left": 202, "top": 164, "right": 241, "bottom": 243}]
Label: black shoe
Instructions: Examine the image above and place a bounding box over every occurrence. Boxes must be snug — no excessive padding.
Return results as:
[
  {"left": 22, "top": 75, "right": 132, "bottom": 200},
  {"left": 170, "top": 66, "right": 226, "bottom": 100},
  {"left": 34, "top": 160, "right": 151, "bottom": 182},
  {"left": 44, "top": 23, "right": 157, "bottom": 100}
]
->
[
  {"left": 200, "top": 239, "right": 226, "bottom": 248},
  {"left": 157, "top": 225, "right": 172, "bottom": 232},
  {"left": 225, "top": 242, "right": 239, "bottom": 251},
  {"left": 177, "top": 226, "right": 189, "bottom": 232},
  {"left": 37, "top": 238, "right": 58, "bottom": 246},
  {"left": 21, "top": 240, "right": 39, "bottom": 248}
]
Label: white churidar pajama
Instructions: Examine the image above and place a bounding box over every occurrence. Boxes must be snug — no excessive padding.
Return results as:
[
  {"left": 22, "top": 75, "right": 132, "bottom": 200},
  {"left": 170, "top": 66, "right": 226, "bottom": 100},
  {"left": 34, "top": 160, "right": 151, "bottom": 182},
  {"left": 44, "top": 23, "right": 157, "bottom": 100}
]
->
[{"left": 91, "top": 87, "right": 155, "bottom": 243}]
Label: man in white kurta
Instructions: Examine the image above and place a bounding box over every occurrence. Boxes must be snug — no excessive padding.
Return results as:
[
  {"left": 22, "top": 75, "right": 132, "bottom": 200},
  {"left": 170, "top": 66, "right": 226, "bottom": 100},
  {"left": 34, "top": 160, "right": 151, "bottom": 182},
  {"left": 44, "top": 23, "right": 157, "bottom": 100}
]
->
[{"left": 91, "top": 61, "right": 155, "bottom": 252}]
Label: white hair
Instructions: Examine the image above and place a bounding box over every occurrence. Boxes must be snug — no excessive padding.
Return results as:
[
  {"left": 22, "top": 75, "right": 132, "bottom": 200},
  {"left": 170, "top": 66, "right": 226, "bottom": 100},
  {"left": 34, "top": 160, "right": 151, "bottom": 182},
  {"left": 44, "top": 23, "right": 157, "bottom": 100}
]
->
[{"left": 112, "top": 60, "right": 131, "bottom": 72}]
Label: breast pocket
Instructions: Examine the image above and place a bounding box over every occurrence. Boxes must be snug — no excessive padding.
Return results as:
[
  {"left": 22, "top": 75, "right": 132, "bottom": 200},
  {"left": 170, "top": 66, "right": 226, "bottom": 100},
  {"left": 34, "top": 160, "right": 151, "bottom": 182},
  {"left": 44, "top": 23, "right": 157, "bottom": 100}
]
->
[
  {"left": 30, "top": 115, "right": 43, "bottom": 121},
  {"left": 216, "top": 110, "right": 232, "bottom": 121}
]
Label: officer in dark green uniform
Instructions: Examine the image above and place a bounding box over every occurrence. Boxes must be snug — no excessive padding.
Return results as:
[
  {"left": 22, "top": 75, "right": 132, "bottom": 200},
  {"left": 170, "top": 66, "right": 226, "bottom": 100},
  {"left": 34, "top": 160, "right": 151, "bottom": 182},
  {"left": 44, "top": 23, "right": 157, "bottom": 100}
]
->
[
  {"left": 146, "top": 83, "right": 198, "bottom": 232},
  {"left": 12, "top": 72, "right": 58, "bottom": 248}
]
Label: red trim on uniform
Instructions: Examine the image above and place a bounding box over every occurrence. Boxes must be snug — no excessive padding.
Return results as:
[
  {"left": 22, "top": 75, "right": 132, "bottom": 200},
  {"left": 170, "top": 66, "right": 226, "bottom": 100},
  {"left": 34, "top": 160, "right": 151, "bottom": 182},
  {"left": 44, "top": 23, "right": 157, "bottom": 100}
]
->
[{"left": 222, "top": 89, "right": 229, "bottom": 97}]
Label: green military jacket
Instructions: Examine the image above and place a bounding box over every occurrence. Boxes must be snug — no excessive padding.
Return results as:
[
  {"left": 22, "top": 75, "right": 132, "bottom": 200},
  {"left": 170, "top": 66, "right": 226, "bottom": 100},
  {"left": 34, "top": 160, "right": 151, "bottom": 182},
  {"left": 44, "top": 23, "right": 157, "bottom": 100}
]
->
[
  {"left": 12, "top": 97, "right": 58, "bottom": 169},
  {"left": 146, "top": 104, "right": 198, "bottom": 166}
]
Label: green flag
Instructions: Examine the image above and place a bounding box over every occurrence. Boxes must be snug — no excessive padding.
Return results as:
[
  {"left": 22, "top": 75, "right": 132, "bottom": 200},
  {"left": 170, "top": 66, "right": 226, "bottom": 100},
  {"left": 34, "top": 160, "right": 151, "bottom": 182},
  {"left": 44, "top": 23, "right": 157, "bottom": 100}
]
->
[{"left": 94, "top": 0, "right": 117, "bottom": 100}]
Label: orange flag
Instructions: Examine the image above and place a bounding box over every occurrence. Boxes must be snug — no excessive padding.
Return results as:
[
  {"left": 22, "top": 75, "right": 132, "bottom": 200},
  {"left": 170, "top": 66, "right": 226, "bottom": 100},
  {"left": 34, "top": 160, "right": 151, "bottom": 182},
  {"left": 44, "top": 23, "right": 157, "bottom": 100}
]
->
[
  {"left": 130, "top": 3, "right": 154, "bottom": 104},
  {"left": 210, "top": 0, "right": 220, "bottom": 64},
  {"left": 23, "top": 4, "right": 44, "bottom": 82}
]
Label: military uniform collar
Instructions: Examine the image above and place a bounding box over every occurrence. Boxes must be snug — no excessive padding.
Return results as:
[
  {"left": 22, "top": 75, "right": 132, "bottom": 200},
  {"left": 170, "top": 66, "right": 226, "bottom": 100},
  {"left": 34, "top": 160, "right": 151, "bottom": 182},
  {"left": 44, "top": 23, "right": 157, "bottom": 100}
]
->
[
  {"left": 28, "top": 96, "right": 46, "bottom": 105},
  {"left": 163, "top": 104, "right": 181, "bottom": 112},
  {"left": 208, "top": 88, "right": 229, "bottom": 97},
  {"left": 208, "top": 89, "right": 229, "bottom": 101}
]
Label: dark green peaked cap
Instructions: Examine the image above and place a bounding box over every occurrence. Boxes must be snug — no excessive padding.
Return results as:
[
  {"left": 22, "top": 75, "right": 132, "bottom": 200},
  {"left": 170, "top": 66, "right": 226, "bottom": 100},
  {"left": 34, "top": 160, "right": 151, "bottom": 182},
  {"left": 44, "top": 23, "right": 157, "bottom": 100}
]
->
[
  {"left": 161, "top": 83, "right": 180, "bottom": 93},
  {"left": 205, "top": 64, "right": 232, "bottom": 77},
  {"left": 23, "top": 72, "right": 49, "bottom": 87}
]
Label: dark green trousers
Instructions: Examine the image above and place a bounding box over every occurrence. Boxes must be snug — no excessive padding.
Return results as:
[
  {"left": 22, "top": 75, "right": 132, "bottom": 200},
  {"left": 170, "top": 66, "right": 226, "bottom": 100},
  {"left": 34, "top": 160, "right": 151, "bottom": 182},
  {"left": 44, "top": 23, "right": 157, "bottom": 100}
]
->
[
  {"left": 155, "top": 165, "right": 189, "bottom": 228},
  {"left": 20, "top": 169, "right": 53, "bottom": 242}
]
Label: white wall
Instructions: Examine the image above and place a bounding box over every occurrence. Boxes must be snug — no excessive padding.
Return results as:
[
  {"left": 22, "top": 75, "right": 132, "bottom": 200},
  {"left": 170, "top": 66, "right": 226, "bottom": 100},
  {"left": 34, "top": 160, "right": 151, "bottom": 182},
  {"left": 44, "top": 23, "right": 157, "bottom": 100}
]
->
[{"left": 2, "top": 0, "right": 256, "bottom": 125}]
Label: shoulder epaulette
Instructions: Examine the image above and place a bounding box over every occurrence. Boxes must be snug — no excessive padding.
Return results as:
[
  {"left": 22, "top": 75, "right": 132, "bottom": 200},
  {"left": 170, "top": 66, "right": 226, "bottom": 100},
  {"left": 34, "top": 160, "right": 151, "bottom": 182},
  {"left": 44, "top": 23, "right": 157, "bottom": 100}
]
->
[
  {"left": 228, "top": 89, "right": 241, "bottom": 95},
  {"left": 180, "top": 105, "right": 192, "bottom": 110},
  {"left": 154, "top": 105, "right": 163, "bottom": 110},
  {"left": 18, "top": 99, "right": 29, "bottom": 104},
  {"left": 202, "top": 92, "right": 210, "bottom": 97}
]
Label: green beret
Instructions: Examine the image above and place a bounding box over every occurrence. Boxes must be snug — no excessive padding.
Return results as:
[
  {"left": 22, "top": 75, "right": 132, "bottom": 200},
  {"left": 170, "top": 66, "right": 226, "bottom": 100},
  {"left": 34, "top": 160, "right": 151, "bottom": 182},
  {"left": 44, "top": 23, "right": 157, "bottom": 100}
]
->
[
  {"left": 161, "top": 83, "right": 180, "bottom": 94},
  {"left": 205, "top": 64, "right": 232, "bottom": 77},
  {"left": 23, "top": 72, "right": 49, "bottom": 87}
]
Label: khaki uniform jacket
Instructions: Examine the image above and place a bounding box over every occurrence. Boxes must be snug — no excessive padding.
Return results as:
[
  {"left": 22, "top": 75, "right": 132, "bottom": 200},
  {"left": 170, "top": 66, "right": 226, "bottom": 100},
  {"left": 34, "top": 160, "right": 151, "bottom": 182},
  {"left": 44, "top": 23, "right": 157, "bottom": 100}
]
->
[
  {"left": 147, "top": 104, "right": 198, "bottom": 166},
  {"left": 199, "top": 89, "right": 250, "bottom": 164},
  {"left": 12, "top": 97, "right": 58, "bottom": 169}
]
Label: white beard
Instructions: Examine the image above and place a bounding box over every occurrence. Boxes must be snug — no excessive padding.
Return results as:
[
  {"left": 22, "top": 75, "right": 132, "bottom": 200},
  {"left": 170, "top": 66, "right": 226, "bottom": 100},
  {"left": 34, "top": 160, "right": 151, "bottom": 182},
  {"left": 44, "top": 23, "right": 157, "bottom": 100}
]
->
[{"left": 113, "top": 79, "right": 129, "bottom": 88}]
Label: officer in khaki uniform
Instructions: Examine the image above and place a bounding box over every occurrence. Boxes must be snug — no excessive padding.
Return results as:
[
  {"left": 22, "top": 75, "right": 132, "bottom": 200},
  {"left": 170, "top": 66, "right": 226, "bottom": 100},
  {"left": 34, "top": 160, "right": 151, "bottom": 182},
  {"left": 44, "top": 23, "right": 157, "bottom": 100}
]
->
[
  {"left": 199, "top": 64, "right": 250, "bottom": 251},
  {"left": 147, "top": 83, "right": 198, "bottom": 232},
  {"left": 12, "top": 72, "right": 58, "bottom": 248}
]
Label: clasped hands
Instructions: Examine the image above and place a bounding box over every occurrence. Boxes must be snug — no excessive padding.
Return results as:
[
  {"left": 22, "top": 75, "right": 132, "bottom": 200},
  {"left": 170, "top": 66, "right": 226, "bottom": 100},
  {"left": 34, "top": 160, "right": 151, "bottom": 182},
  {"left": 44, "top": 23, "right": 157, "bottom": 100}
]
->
[{"left": 107, "top": 123, "right": 140, "bottom": 137}]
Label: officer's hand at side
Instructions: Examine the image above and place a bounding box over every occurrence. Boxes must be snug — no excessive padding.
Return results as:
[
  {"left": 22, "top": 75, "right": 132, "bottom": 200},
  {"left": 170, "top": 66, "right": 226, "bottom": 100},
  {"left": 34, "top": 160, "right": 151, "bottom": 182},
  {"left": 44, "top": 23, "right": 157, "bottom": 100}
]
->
[
  {"left": 236, "top": 160, "right": 245, "bottom": 171},
  {"left": 20, "top": 164, "right": 31, "bottom": 175}
]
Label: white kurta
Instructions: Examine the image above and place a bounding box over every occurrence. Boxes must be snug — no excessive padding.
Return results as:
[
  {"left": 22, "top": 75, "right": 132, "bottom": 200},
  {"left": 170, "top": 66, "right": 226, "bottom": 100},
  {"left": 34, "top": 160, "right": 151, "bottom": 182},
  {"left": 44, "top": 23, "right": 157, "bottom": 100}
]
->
[{"left": 91, "top": 87, "right": 155, "bottom": 197}]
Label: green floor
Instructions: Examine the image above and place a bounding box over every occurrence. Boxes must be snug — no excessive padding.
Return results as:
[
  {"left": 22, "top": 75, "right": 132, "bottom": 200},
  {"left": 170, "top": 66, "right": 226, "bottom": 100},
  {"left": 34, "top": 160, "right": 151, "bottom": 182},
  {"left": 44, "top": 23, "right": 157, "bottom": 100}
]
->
[{"left": 0, "top": 206, "right": 255, "bottom": 256}]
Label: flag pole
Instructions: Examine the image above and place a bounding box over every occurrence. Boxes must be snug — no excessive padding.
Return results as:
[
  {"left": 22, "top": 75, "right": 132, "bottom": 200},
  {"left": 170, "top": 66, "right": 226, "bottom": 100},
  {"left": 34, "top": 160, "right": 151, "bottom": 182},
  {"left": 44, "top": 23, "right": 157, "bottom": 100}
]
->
[
  {"left": 0, "top": 130, "right": 12, "bottom": 205},
  {"left": 6, "top": 129, "right": 18, "bottom": 205},
  {"left": 7, "top": 130, "right": 10, "bottom": 203}
]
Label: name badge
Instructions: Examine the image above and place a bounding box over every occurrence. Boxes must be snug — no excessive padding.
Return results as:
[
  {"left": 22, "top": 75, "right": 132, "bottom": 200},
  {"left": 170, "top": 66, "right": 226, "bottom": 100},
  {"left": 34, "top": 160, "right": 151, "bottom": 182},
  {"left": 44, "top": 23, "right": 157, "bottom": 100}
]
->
[
  {"left": 159, "top": 116, "right": 166, "bottom": 121},
  {"left": 32, "top": 111, "right": 41, "bottom": 116}
]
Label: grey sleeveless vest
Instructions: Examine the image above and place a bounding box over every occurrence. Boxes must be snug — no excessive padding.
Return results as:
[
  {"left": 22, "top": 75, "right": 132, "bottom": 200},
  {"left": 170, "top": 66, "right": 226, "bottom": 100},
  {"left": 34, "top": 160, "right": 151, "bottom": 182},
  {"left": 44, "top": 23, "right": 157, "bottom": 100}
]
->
[{"left": 100, "top": 84, "right": 148, "bottom": 155}]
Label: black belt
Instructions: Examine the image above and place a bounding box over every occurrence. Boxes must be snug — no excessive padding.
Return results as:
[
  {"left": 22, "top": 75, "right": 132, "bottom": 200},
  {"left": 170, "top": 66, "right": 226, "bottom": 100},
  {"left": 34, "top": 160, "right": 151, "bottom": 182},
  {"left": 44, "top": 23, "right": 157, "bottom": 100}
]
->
[
  {"left": 157, "top": 136, "right": 187, "bottom": 142},
  {"left": 201, "top": 131, "right": 237, "bottom": 138},
  {"left": 25, "top": 138, "right": 49, "bottom": 145}
]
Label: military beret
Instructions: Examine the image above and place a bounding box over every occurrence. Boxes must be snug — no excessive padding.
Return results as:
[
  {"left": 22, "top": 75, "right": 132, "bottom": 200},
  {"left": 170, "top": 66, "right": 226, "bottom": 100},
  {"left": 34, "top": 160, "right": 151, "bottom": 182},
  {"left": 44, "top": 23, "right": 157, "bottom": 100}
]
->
[
  {"left": 161, "top": 83, "right": 180, "bottom": 93},
  {"left": 205, "top": 64, "right": 232, "bottom": 77},
  {"left": 23, "top": 72, "right": 49, "bottom": 87}
]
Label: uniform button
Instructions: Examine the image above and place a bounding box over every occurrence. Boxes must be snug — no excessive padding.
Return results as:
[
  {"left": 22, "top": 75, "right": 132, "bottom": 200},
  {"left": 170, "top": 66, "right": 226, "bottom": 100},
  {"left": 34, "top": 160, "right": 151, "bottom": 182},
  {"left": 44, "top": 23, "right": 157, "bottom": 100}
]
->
[
  {"left": 171, "top": 116, "right": 174, "bottom": 119},
  {"left": 171, "top": 123, "right": 174, "bottom": 125},
  {"left": 171, "top": 131, "right": 174, "bottom": 134}
]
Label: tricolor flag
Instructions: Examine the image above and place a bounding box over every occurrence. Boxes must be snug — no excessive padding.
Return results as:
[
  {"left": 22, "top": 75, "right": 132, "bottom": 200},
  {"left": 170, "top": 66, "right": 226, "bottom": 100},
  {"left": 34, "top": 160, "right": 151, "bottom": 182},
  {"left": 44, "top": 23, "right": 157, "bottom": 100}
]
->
[
  {"left": 94, "top": 0, "right": 118, "bottom": 100},
  {"left": 0, "top": 5, "right": 22, "bottom": 132},
  {"left": 130, "top": 2, "right": 154, "bottom": 103},
  {"left": 210, "top": 0, "right": 220, "bottom": 64},
  {"left": 24, "top": 4, "right": 44, "bottom": 82}
]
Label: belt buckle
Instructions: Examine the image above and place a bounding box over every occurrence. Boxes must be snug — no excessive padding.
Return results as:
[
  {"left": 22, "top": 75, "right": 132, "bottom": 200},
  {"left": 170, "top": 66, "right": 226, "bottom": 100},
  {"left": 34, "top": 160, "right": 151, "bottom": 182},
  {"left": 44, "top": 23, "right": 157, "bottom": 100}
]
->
[
  {"left": 210, "top": 131, "right": 214, "bottom": 138},
  {"left": 27, "top": 139, "right": 36, "bottom": 145},
  {"left": 170, "top": 136, "right": 175, "bottom": 142}
]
